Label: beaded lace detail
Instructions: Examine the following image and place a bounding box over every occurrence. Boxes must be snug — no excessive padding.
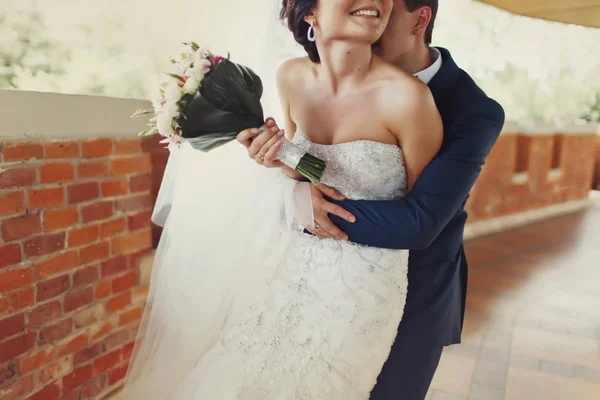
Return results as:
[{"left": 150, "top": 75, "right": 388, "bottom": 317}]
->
[
  {"left": 293, "top": 131, "right": 407, "bottom": 200},
  {"left": 183, "top": 134, "right": 410, "bottom": 399}
]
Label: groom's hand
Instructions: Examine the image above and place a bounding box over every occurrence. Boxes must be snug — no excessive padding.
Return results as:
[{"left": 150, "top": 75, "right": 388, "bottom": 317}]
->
[
  {"left": 307, "top": 184, "right": 356, "bottom": 240},
  {"left": 236, "top": 118, "right": 284, "bottom": 168}
]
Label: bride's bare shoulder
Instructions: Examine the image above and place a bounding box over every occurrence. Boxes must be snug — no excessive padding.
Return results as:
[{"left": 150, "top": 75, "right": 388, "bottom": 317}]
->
[
  {"left": 377, "top": 60, "right": 428, "bottom": 94},
  {"left": 375, "top": 60, "right": 435, "bottom": 112},
  {"left": 374, "top": 58, "right": 441, "bottom": 142},
  {"left": 277, "top": 57, "right": 312, "bottom": 88}
]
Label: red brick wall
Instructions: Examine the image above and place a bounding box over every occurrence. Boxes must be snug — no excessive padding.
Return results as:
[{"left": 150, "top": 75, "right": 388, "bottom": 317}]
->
[
  {"left": 1, "top": 123, "right": 592, "bottom": 399},
  {"left": 467, "top": 132, "right": 597, "bottom": 222},
  {"left": 0, "top": 137, "right": 155, "bottom": 399}
]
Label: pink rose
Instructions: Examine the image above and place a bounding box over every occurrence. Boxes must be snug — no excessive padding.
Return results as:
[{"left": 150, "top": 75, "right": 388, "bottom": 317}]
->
[{"left": 210, "top": 55, "right": 225, "bottom": 67}]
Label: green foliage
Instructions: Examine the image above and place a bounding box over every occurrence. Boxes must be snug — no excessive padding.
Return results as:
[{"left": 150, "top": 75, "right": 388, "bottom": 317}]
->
[
  {"left": 435, "top": 0, "right": 600, "bottom": 123},
  {"left": 580, "top": 94, "right": 600, "bottom": 123},
  {"left": 2, "top": 0, "right": 599, "bottom": 125},
  {"left": 0, "top": 2, "right": 160, "bottom": 99},
  {"left": 0, "top": 7, "right": 69, "bottom": 88}
]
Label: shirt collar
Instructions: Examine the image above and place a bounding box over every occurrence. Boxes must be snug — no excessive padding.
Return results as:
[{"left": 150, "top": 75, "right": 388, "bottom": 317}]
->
[{"left": 413, "top": 47, "right": 442, "bottom": 85}]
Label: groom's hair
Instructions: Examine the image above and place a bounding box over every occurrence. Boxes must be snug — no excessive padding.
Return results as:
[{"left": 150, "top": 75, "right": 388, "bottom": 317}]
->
[
  {"left": 280, "top": 0, "right": 320, "bottom": 63},
  {"left": 404, "top": 0, "right": 438, "bottom": 45}
]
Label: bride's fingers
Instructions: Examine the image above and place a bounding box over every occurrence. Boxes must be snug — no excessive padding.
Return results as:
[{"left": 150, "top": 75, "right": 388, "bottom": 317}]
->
[
  {"left": 262, "top": 129, "right": 284, "bottom": 153},
  {"left": 249, "top": 125, "right": 278, "bottom": 157},
  {"left": 307, "top": 221, "right": 334, "bottom": 239},
  {"left": 306, "top": 225, "right": 326, "bottom": 238},
  {"left": 315, "top": 215, "right": 348, "bottom": 240},
  {"left": 261, "top": 127, "right": 284, "bottom": 158},
  {"left": 236, "top": 128, "right": 257, "bottom": 148},
  {"left": 238, "top": 120, "right": 273, "bottom": 146},
  {"left": 263, "top": 138, "right": 284, "bottom": 167}
]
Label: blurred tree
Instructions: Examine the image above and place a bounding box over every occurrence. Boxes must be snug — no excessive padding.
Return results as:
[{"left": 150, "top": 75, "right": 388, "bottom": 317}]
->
[
  {"left": 580, "top": 94, "right": 600, "bottom": 123},
  {"left": 9, "top": 12, "right": 159, "bottom": 99},
  {"left": 2, "top": 0, "right": 600, "bottom": 125},
  {"left": 0, "top": 4, "right": 69, "bottom": 88},
  {"left": 435, "top": 0, "right": 600, "bottom": 124},
  {"left": 1, "top": 1, "right": 160, "bottom": 99}
]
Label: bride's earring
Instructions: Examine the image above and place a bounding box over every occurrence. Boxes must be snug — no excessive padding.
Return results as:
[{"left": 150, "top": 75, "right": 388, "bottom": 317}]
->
[{"left": 307, "top": 20, "right": 316, "bottom": 42}]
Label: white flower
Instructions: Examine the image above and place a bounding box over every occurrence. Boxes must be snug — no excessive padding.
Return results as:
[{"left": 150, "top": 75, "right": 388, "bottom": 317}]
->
[
  {"left": 194, "top": 49, "right": 207, "bottom": 64},
  {"left": 182, "top": 76, "right": 201, "bottom": 95},
  {"left": 156, "top": 113, "right": 175, "bottom": 137},
  {"left": 163, "top": 101, "right": 180, "bottom": 120},
  {"left": 160, "top": 134, "right": 186, "bottom": 151},
  {"left": 181, "top": 55, "right": 195, "bottom": 71},
  {"left": 198, "top": 58, "right": 213, "bottom": 70},
  {"left": 151, "top": 90, "right": 165, "bottom": 112},
  {"left": 187, "top": 65, "right": 207, "bottom": 82},
  {"left": 168, "top": 62, "right": 186, "bottom": 76},
  {"left": 164, "top": 82, "right": 184, "bottom": 104},
  {"left": 158, "top": 73, "right": 174, "bottom": 87}
]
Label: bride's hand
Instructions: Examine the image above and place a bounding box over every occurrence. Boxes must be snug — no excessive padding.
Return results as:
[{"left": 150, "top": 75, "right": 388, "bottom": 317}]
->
[
  {"left": 236, "top": 118, "right": 285, "bottom": 168},
  {"left": 237, "top": 118, "right": 303, "bottom": 179},
  {"left": 307, "top": 184, "right": 356, "bottom": 240}
]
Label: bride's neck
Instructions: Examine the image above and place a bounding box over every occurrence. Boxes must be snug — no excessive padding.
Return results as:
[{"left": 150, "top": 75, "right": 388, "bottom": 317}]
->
[{"left": 315, "top": 40, "right": 373, "bottom": 94}]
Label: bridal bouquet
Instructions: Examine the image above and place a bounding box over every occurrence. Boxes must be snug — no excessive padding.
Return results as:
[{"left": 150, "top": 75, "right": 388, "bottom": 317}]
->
[{"left": 132, "top": 42, "right": 325, "bottom": 184}]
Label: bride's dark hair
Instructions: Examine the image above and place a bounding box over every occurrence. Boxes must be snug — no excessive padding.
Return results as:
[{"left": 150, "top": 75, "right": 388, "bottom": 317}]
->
[{"left": 280, "top": 0, "right": 320, "bottom": 63}]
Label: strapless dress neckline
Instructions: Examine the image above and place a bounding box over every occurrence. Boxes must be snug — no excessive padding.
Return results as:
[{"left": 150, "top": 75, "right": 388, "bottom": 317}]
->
[
  {"left": 294, "top": 130, "right": 402, "bottom": 152},
  {"left": 292, "top": 130, "right": 407, "bottom": 201}
]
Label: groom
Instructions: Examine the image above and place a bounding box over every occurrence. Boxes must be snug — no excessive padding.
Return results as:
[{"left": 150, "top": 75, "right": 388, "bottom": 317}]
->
[{"left": 239, "top": 0, "right": 505, "bottom": 398}]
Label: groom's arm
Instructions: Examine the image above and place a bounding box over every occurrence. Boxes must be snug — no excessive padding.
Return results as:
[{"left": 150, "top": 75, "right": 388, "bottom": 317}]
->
[{"left": 328, "top": 101, "right": 505, "bottom": 250}]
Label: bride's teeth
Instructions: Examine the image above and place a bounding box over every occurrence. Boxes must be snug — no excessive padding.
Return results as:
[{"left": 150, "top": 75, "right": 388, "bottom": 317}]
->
[{"left": 351, "top": 10, "right": 378, "bottom": 17}]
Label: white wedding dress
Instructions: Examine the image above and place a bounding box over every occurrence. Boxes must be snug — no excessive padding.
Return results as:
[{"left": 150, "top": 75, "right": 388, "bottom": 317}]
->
[{"left": 123, "top": 131, "right": 410, "bottom": 399}]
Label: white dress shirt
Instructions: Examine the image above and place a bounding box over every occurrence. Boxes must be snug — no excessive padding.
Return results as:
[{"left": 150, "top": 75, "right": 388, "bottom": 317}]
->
[{"left": 413, "top": 47, "right": 443, "bottom": 84}]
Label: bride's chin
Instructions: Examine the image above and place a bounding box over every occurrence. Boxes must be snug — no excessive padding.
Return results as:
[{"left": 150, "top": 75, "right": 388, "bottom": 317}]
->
[
  {"left": 343, "top": 30, "right": 382, "bottom": 43},
  {"left": 355, "top": 28, "right": 385, "bottom": 42},
  {"left": 329, "top": 30, "right": 383, "bottom": 45}
]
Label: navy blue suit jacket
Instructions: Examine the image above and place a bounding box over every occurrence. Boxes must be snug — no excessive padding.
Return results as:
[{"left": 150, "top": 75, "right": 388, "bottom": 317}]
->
[{"left": 329, "top": 48, "right": 505, "bottom": 347}]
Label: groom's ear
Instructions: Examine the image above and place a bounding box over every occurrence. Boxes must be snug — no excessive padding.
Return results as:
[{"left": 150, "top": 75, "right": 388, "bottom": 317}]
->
[{"left": 412, "top": 7, "right": 432, "bottom": 37}]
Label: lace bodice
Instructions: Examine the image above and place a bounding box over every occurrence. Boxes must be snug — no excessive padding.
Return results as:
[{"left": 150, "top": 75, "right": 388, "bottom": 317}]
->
[{"left": 292, "top": 131, "right": 407, "bottom": 201}]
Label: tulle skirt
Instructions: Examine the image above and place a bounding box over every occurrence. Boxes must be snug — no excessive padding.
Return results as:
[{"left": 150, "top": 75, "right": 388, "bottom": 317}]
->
[{"left": 121, "top": 141, "right": 313, "bottom": 398}]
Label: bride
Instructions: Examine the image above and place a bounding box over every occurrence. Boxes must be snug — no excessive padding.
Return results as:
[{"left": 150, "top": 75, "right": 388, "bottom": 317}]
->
[{"left": 123, "top": 0, "right": 442, "bottom": 398}]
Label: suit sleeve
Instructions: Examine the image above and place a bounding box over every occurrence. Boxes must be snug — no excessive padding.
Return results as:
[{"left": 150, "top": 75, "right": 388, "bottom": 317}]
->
[{"left": 329, "top": 100, "right": 505, "bottom": 250}]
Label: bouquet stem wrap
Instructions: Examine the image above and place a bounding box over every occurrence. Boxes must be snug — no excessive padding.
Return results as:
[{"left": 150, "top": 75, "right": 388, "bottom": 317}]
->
[{"left": 276, "top": 136, "right": 326, "bottom": 184}]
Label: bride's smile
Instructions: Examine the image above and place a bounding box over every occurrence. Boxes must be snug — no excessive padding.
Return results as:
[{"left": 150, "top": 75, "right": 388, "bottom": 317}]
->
[
  {"left": 309, "top": 0, "right": 392, "bottom": 44},
  {"left": 350, "top": 6, "right": 381, "bottom": 18}
]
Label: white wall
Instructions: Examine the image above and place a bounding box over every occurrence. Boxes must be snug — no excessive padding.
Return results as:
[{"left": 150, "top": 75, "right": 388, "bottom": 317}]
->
[{"left": 0, "top": 90, "right": 150, "bottom": 140}]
